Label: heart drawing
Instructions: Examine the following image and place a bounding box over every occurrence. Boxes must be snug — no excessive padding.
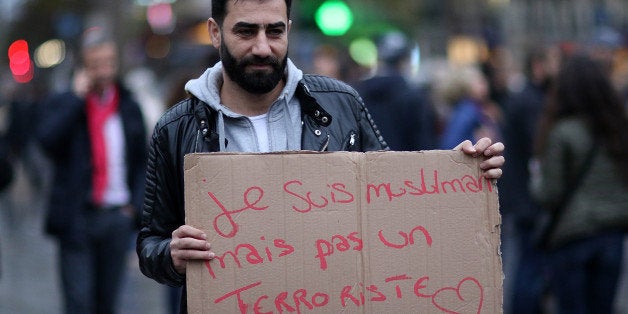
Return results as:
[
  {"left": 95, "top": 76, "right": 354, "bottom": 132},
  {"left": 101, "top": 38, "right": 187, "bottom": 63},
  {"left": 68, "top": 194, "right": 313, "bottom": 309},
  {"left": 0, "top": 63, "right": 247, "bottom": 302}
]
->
[{"left": 431, "top": 277, "right": 484, "bottom": 314}]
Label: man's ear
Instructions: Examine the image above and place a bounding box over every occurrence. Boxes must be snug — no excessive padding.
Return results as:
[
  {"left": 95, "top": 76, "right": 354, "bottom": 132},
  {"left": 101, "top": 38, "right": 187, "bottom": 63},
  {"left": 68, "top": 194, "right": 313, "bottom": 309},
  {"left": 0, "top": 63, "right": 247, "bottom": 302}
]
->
[{"left": 208, "top": 18, "right": 221, "bottom": 49}]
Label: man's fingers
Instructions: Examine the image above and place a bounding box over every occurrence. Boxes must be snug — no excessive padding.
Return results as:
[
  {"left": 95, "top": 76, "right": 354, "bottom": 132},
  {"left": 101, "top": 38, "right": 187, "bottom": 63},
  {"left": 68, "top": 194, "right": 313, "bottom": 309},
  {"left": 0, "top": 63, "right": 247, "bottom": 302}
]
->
[
  {"left": 170, "top": 224, "right": 215, "bottom": 266},
  {"left": 170, "top": 236, "right": 215, "bottom": 276},
  {"left": 482, "top": 168, "right": 503, "bottom": 180},
  {"left": 484, "top": 142, "right": 505, "bottom": 157},
  {"left": 473, "top": 137, "right": 493, "bottom": 154},
  {"left": 481, "top": 155, "right": 505, "bottom": 170},
  {"left": 455, "top": 138, "right": 493, "bottom": 157},
  {"left": 171, "top": 246, "right": 215, "bottom": 275},
  {"left": 453, "top": 139, "right": 473, "bottom": 151},
  {"left": 172, "top": 225, "right": 207, "bottom": 240},
  {"left": 171, "top": 236, "right": 211, "bottom": 251},
  {"left": 454, "top": 138, "right": 504, "bottom": 179},
  {"left": 172, "top": 248, "right": 215, "bottom": 261}
]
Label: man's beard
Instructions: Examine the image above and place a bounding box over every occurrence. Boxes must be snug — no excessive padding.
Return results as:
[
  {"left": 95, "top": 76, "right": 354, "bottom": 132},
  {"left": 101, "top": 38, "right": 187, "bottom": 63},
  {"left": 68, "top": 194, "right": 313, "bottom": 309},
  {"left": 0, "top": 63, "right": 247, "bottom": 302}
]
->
[{"left": 221, "top": 42, "right": 288, "bottom": 94}]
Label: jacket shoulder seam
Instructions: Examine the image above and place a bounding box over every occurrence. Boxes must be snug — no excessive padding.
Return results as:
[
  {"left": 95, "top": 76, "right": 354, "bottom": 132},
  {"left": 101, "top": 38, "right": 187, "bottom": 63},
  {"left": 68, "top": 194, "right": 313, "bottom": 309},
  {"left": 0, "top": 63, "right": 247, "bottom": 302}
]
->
[
  {"left": 154, "top": 98, "right": 197, "bottom": 133},
  {"left": 302, "top": 74, "right": 360, "bottom": 97}
]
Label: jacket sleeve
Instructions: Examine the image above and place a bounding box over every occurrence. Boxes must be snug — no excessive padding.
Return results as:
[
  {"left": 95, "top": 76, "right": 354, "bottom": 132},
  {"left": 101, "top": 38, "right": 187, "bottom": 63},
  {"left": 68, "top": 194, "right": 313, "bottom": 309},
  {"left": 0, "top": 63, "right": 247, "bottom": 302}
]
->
[
  {"left": 36, "top": 92, "right": 85, "bottom": 157},
  {"left": 353, "top": 93, "right": 389, "bottom": 152},
  {"left": 136, "top": 122, "right": 186, "bottom": 286}
]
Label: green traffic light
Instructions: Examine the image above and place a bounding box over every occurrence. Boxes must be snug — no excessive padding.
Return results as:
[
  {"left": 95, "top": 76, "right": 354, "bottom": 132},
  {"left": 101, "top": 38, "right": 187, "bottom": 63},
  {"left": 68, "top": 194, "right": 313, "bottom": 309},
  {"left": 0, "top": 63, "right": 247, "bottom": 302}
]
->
[
  {"left": 349, "top": 38, "right": 377, "bottom": 67},
  {"left": 315, "top": 0, "right": 354, "bottom": 36}
]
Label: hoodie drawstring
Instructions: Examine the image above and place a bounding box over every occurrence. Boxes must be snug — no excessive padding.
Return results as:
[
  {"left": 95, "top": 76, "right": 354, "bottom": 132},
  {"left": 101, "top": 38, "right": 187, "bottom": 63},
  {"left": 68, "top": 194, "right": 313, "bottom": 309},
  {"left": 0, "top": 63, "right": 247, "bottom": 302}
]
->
[
  {"left": 281, "top": 96, "right": 295, "bottom": 150},
  {"left": 217, "top": 110, "right": 227, "bottom": 151}
]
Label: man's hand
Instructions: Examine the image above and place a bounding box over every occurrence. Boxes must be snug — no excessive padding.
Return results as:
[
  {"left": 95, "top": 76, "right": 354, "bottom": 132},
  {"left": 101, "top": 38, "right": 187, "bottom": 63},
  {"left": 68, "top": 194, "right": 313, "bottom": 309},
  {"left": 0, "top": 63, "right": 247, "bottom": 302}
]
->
[
  {"left": 170, "top": 225, "right": 216, "bottom": 275},
  {"left": 454, "top": 138, "right": 505, "bottom": 179},
  {"left": 72, "top": 69, "right": 91, "bottom": 98}
]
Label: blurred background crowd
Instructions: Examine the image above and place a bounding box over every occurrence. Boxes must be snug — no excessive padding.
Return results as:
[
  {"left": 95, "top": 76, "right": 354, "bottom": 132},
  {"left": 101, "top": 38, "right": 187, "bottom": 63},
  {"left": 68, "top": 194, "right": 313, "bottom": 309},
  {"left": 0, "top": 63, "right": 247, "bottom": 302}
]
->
[{"left": 1, "top": 0, "right": 627, "bottom": 313}]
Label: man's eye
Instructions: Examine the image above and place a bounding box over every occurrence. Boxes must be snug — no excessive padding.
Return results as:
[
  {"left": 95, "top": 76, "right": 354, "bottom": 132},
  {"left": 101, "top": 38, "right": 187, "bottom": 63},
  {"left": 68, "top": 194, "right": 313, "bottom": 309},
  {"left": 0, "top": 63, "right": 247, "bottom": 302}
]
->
[
  {"left": 267, "top": 29, "right": 284, "bottom": 37},
  {"left": 237, "top": 29, "right": 256, "bottom": 37}
]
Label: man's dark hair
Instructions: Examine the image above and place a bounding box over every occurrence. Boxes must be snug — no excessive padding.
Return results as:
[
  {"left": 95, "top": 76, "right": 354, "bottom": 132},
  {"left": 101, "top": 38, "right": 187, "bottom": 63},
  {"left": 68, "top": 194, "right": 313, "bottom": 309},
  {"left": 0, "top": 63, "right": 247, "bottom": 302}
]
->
[{"left": 212, "top": 0, "right": 292, "bottom": 26}]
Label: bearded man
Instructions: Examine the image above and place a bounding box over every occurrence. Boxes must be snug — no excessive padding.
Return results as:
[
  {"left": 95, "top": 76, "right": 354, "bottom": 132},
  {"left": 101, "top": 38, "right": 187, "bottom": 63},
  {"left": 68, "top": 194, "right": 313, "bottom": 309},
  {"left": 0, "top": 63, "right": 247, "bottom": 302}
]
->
[{"left": 136, "top": 1, "right": 505, "bottom": 312}]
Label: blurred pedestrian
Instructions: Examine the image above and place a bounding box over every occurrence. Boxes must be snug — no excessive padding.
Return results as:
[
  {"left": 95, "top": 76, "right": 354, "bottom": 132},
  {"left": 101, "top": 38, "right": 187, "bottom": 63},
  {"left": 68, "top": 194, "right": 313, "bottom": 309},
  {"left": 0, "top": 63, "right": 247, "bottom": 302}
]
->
[
  {"left": 587, "top": 25, "right": 624, "bottom": 77},
  {"left": 0, "top": 137, "right": 11, "bottom": 192},
  {"left": 438, "top": 65, "right": 503, "bottom": 150},
  {"left": 480, "top": 46, "right": 511, "bottom": 110},
  {"left": 135, "top": 1, "right": 505, "bottom": 313},
  {"left": 0, "top": 113, "right": 13, "bottom": 281},
  {"left": 500, "top": 45, "right": 559, "bottom": 314},
  {"left": 311, "top": 44, "right": 342, "bottom": 79},
  {"left": 355, "top": 31, "right": 438, "bottom": 151},
  {"left": 2, "top": 79, "right": 51, "bottom": 205},
  {"left": 531, "top": 53, "right": 628, "bottom": 314},
  {"left": 35, "top": 27, "right": 147, "bottom": 314},
  {"left": 0, "top": 102, "right": 14, "bottom": 193}
]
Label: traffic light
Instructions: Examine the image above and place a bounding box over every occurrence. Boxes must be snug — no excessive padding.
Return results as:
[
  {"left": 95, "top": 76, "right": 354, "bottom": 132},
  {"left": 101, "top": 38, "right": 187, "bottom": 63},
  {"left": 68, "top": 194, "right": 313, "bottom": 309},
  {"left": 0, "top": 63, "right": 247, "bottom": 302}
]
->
[
  {"left": 8, "top": 39, "right": 33, "bottom": 83},
  {"left": 315, "top": 0, "right": 354, "bottom": 36},
  {"left": 349, "top": 37, "right": 377, "bottom": 67}
]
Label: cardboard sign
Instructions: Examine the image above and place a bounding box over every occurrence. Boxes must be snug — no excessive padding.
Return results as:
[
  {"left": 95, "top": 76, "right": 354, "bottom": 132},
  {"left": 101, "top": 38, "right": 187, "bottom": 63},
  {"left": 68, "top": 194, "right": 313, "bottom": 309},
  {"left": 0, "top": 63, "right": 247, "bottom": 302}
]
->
[{"left": 184, "top": 151, "right": 502, "bottom": 313}]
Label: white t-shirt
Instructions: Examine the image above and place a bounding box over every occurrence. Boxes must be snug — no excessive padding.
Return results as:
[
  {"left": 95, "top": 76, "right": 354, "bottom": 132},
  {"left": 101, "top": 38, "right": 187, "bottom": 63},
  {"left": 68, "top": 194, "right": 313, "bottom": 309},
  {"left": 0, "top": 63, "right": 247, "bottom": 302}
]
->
[
  {"left": 102, "top": 113, "right": 130, "bottom": 207},
  {"left": 249, "top": 113, "right": 270, "bottom": 152}
]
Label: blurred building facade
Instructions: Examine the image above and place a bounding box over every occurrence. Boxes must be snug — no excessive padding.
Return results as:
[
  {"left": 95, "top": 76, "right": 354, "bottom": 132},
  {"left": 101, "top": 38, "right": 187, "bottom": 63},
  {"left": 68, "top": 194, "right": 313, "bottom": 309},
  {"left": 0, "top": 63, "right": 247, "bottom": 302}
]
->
[{"left": 1, "top": 0, "right": 626, "bottom": 93}]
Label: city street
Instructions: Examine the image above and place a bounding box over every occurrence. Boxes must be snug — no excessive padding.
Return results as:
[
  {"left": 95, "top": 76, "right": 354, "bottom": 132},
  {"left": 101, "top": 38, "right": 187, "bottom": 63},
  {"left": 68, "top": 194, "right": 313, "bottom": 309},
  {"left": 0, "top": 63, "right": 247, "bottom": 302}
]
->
[{"left": 0, "top": 165, "right": 169, "bottom": 314}]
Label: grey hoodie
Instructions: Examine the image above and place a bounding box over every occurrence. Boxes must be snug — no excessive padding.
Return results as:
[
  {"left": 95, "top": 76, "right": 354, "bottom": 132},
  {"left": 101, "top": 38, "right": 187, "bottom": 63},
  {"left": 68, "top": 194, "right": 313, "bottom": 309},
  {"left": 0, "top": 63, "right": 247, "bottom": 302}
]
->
[{"left": 184, "top": 59, "right": 304, "bottom": 152}]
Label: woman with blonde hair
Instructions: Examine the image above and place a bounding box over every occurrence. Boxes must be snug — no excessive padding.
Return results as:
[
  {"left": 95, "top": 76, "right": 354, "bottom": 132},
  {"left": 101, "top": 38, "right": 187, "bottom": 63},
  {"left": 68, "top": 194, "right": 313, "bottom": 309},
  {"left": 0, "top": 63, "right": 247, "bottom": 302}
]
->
[{"left": 438, "top": 66, "right": 503, "bottom": 149}]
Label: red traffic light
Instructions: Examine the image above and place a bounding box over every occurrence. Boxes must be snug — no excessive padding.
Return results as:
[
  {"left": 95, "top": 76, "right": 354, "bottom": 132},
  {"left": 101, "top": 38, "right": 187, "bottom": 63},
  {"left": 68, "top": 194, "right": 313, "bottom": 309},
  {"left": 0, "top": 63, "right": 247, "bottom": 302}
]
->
[{"left": 8, "top": 39, "right": 33, "bottom": 83}]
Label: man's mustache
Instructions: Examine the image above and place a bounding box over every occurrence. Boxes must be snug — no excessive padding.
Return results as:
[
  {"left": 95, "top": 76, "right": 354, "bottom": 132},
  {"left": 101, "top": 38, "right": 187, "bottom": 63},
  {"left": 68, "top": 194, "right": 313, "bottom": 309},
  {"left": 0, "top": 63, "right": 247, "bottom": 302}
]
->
[{"left": 242, "top": 56, "right": 279, "bottom": 67}]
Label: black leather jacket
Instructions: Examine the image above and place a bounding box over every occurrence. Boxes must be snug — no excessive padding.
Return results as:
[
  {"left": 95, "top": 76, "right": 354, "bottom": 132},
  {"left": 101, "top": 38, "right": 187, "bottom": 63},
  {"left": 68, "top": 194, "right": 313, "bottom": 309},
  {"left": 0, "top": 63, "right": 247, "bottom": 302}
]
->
[{"left": 136, "top": 74, "right": 387, "bottom": 289}]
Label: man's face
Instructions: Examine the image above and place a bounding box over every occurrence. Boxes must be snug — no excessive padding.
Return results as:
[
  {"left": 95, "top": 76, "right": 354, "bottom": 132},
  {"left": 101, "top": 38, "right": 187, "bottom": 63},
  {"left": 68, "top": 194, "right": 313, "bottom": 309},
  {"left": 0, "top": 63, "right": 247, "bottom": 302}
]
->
[
  {"left": 82, "top": 42, "right": 118, "bottom": 91},
  {"left": 212, "top": 0, "right": 290, "bottom": 94}
]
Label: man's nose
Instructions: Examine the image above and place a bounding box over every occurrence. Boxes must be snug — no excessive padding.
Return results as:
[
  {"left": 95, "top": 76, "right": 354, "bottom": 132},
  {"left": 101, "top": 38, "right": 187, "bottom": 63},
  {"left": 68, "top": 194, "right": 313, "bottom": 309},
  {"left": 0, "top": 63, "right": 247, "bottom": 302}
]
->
[{"left": 251, "top": 32, "right": 272, "bottom": 57}]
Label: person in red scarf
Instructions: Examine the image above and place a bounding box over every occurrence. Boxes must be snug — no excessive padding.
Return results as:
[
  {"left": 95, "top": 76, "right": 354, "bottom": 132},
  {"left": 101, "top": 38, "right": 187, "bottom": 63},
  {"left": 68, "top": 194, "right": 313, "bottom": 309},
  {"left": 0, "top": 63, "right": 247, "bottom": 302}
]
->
[{"left": 36, "top": 27, "right": 147, "bottom": 314}]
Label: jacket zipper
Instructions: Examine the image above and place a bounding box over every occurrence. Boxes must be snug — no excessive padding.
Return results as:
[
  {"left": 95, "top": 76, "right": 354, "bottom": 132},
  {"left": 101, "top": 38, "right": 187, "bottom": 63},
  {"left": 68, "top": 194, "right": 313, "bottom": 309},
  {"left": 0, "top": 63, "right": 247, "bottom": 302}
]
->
[
  {"left": 319, "top": 134, "right": 330, "bottom": 152},
  {"left": 341, "top": 132, "right": 357, "bottom": 151}
]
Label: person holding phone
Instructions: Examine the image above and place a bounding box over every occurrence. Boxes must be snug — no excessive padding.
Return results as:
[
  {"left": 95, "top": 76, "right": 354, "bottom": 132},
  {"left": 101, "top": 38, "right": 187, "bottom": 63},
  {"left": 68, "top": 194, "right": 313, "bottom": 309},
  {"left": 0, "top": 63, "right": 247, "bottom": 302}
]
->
[{"left": 36, "top": 27, "right": 147, "bottom": 314}]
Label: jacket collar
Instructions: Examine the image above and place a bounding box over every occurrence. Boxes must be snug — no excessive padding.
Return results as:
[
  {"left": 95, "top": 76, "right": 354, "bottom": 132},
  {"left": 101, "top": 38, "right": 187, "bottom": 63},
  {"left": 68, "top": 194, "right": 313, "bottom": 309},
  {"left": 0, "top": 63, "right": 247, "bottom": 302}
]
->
[
  {"left": 194, "top": 78, "right": 334, "bottom": 152},
  {"left": 296, "top": 80, "right": 332, "bottom": 127}
]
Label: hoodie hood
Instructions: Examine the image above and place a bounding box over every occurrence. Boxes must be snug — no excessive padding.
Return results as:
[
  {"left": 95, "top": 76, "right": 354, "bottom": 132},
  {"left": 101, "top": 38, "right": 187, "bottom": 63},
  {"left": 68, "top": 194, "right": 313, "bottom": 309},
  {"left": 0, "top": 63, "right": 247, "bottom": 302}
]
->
[{"left": 184, "top": 58, "right": 304, "bottom": 152}]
